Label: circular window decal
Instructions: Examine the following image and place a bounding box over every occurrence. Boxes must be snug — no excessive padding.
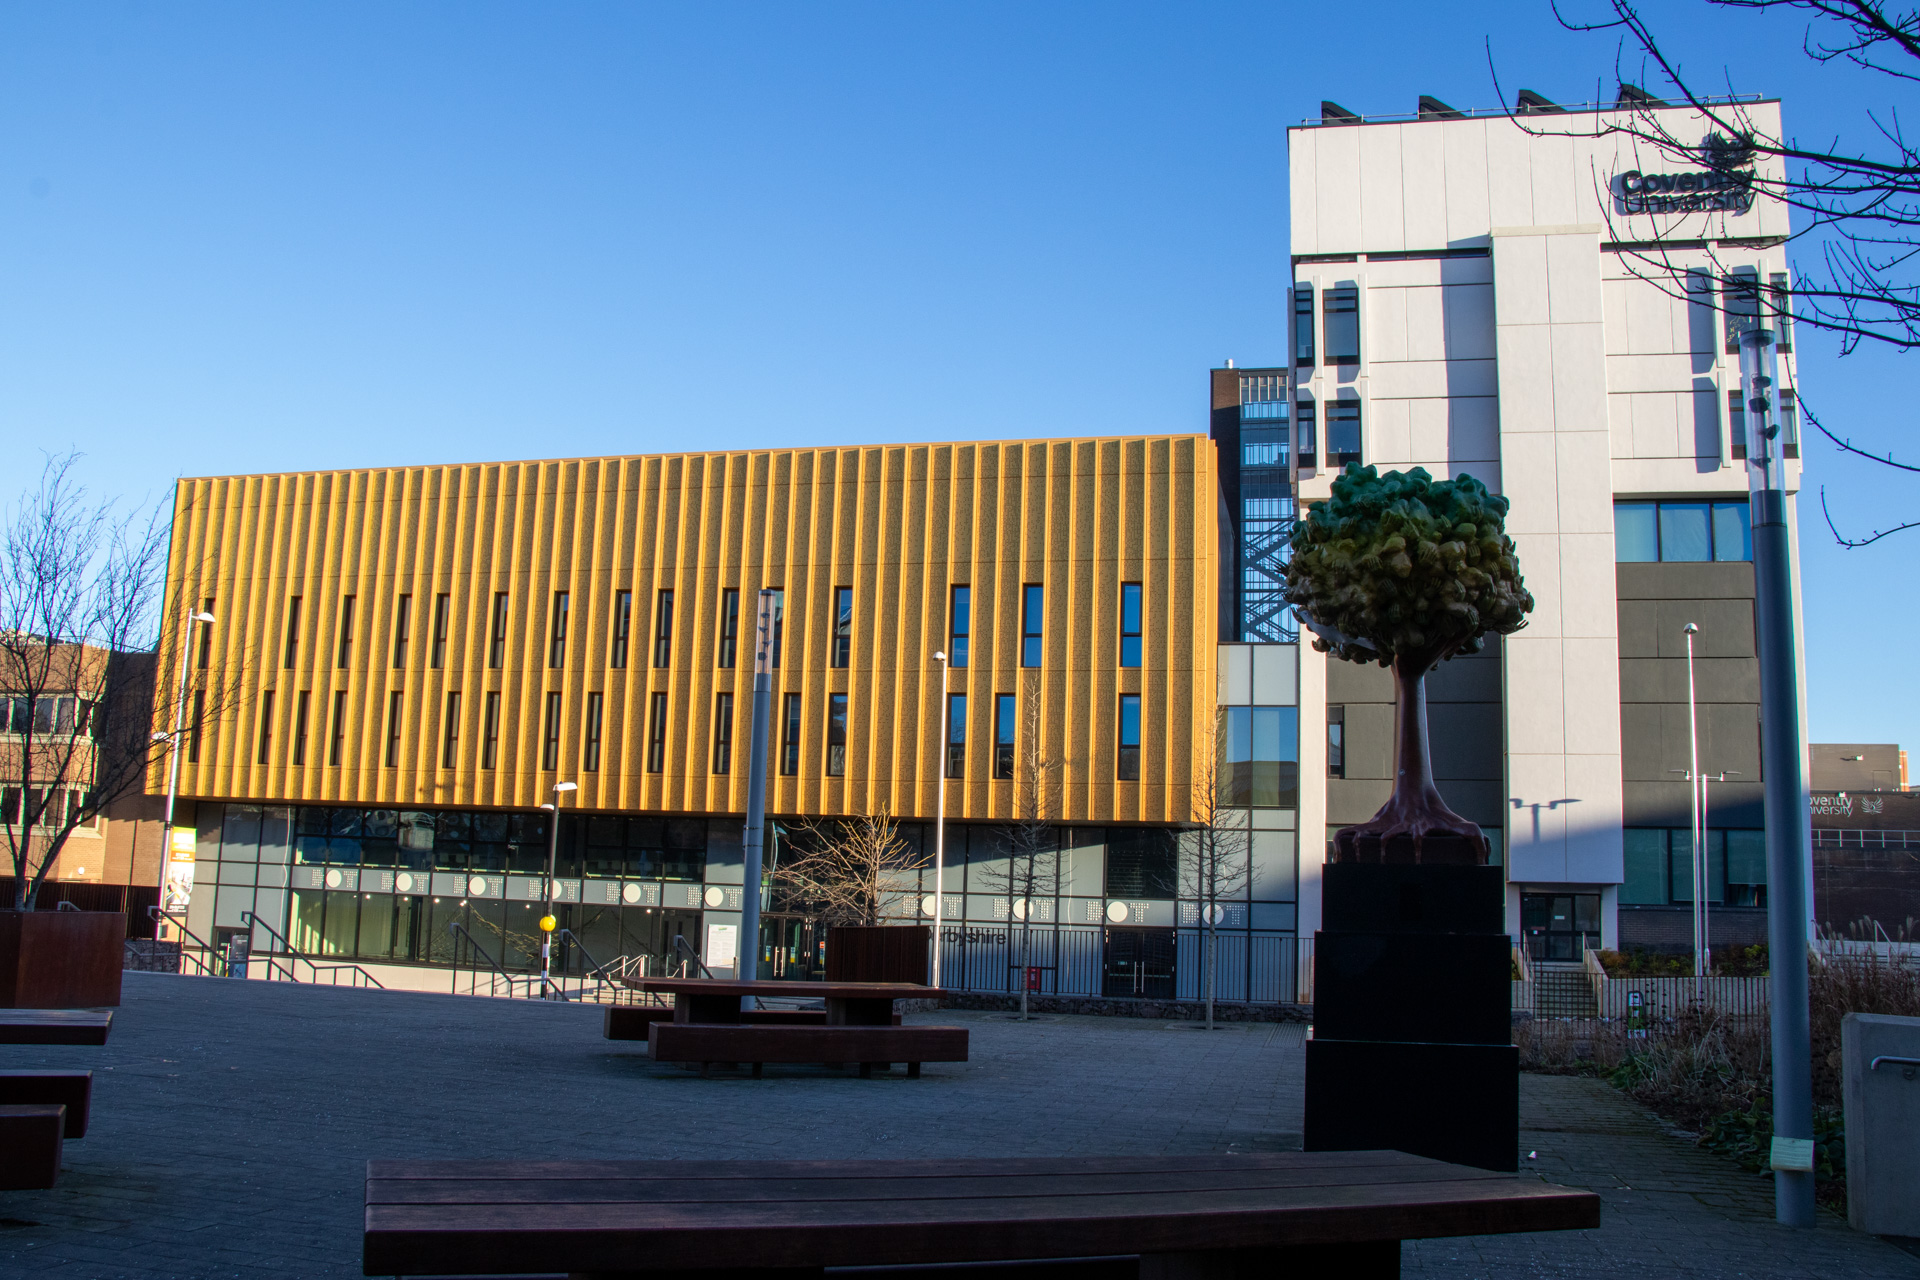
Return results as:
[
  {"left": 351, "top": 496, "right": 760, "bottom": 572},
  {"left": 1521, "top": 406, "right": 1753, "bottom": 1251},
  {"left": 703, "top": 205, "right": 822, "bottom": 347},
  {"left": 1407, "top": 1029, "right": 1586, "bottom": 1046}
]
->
[
  {"left": 324, "top": 869, "right": 343, "bottom": 890},
  {"left": 1011, "top": 899, "right": 1028, "bottom": 921},
  {"left": 1106, "top": 901, "right": 1130, "bottom": 924},
  {"left": 920, "top": 895, "right": 937, "bottom": 918},
  {"left": 703, "top": 886, "right": 726, "bottom": 909},
  {"left": 468, "top": 876, "right": 489, "bottom": 896},
  {"left": 621, "top": 883, "right": 642, "bottom": 905},
  {"left": 395, "top": 873, "right": 415, "bottom": 893}
]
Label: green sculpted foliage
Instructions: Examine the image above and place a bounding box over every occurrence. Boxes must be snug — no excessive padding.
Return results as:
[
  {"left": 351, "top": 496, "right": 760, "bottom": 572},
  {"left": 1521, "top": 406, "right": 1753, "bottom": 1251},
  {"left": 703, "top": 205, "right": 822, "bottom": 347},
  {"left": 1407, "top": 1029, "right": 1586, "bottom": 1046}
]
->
[{"left": 1285, "top": 464, "right": 1533, "bottom": 667}]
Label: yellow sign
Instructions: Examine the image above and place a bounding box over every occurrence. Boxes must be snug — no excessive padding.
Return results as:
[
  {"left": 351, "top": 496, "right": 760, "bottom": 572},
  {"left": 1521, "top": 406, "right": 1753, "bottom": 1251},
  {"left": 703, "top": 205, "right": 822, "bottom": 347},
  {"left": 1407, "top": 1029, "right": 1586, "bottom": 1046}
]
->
[{"left": 168, "top": 828, "right": 196, "bottom": 858}]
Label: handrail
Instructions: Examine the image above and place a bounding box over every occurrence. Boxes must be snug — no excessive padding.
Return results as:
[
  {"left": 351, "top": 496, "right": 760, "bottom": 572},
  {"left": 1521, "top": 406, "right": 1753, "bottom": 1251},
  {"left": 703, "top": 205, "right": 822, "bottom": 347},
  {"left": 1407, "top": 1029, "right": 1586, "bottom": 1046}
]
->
[
  {"left": 146, "top": 907, "right": 221, "bottom": 977},
  {"left": 55, "top": 900, "right": 80, "bottom": 912},
  {"left": 240, "top": 911, "right": 385, "bottom": 988},
  {"left": 673, "top": 933, "right": 714, "bottom": 979},
  {"left": 444, "top": 919, "right": 554, "bottom": 999}
]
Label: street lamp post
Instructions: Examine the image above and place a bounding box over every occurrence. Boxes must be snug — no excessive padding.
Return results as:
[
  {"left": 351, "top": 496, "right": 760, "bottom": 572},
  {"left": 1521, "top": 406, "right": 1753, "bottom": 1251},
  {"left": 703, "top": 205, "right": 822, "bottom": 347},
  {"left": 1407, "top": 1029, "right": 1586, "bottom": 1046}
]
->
[
  {"left": 158, "top": 609, "right": 216, "bottom": 940},
  {"left": 932, "top": 650, "right": 948, "bottom": 990},
  {"left": 1683, "top": 622, "right": 1705, "bottom": 978},
  {"left": 540, "top": 781, "right": 577, "bottom": 996},
  {"left": 739, "top": 589, "right": 778, "bottom": 1001}
]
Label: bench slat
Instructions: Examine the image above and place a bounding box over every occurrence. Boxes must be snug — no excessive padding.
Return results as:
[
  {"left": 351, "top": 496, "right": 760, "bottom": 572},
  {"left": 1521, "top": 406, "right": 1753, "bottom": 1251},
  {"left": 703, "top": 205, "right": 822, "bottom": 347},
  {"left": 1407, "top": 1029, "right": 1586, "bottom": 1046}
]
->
[
  {"left": 0, "top": 1011, "right": 112, "bottom": 1046},
  {"left": 646, "top": 1023, "right": 968, "bottom": 1066}
]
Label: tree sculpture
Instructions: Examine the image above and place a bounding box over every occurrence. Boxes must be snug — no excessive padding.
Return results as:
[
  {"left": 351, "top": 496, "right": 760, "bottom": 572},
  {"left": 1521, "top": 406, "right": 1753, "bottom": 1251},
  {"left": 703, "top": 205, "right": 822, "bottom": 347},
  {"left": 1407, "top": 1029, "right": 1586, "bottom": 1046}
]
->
[{"left": 1285, "top": 465, "right": 1533, "bottom": 864}]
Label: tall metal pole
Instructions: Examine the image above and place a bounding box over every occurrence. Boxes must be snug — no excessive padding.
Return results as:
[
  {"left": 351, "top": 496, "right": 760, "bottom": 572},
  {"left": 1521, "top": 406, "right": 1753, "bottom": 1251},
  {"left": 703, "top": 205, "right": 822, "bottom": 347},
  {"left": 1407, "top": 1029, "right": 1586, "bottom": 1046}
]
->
[
  {"left": 1739, "top": 325, "right": 1815, "bottom": 1227},
  {"left": 1684, "top": 623, "right": 1703, "bottom": 979},
  {"left": 932, "top": 651, "right": 948, "bottom": 989},
  {"left": 159, "top": 610, "right": 213, "bottom": 940},
  {"left": 740, "top": 590, "right": 776, "bottom": 998},
  {"left": 540, "top": 782, "right": 573, "bottom": 997}
]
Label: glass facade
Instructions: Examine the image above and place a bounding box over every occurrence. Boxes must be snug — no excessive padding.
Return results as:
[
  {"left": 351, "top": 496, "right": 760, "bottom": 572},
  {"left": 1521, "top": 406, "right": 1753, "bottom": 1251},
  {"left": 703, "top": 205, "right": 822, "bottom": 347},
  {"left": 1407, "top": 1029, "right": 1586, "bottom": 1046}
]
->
[
  {"left": 1615, "top": 501, "right": 1752, "bottom": 563},
  {"left": 1621, "top": 827, "right": 1767, "bottom": 906}
]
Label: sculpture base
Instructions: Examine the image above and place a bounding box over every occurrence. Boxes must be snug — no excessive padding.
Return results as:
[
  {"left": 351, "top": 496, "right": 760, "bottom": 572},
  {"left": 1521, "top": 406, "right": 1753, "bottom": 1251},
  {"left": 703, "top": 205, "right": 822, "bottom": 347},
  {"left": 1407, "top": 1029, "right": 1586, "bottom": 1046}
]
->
[
  {"left": 1331, "top": 829, "right": 1485, "bottom": 866},
  {"left": 1304, "top": 1039, "right": 1519, "bottom": 1173}
]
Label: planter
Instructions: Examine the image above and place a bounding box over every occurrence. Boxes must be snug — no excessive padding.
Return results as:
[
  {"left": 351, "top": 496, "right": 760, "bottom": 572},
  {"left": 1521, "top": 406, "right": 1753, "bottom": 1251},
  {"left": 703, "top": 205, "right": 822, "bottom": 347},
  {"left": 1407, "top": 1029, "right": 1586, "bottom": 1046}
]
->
[
  {"left": 0, "top": 911, "right": 127, "bottom": 1008},
  {"left": 825, "top": 926, "right": 930, "bottom": 984}
]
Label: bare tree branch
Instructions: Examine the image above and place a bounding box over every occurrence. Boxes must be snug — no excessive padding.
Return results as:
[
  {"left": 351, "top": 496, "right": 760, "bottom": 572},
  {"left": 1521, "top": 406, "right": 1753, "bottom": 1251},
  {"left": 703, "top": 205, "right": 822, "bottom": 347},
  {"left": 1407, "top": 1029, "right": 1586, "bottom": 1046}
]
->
[{"left": 775, "top": 807, "right": 926, "bottom": 929}]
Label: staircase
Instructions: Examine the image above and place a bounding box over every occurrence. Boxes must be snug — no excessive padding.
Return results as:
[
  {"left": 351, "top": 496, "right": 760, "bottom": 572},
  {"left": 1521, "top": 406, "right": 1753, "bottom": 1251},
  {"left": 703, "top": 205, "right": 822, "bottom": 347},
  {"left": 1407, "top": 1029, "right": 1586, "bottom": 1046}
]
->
[{"left": 1533, "top": 962, "right": 1598, "bottom": 1018}]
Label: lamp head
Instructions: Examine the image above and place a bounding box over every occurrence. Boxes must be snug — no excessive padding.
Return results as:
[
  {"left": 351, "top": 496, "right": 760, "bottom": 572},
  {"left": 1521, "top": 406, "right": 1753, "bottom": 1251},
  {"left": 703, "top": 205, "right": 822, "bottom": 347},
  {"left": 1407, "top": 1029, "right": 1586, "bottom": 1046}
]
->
[
  {"left": 538, "top": 803, "right": 555, "bottom": 812},
  {"left": 934, "top": 650, "right": 946, "bottom": 663},
  {"left": 1683, "top": 623, "right": 1699, "bottom": 635},
  {"left": 553, "top": 781, "right": 577, "bottom": 794},
  {"left": 192, "top": 612, "right": 216, "bottom": 624}
]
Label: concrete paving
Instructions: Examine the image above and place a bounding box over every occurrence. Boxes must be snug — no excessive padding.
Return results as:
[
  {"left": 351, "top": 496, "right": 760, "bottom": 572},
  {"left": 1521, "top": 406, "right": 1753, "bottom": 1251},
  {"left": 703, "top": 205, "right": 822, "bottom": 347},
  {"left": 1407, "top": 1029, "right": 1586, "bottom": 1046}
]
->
[{"left": 0, "top": 972, "right": 1910, "bottom": 1279}]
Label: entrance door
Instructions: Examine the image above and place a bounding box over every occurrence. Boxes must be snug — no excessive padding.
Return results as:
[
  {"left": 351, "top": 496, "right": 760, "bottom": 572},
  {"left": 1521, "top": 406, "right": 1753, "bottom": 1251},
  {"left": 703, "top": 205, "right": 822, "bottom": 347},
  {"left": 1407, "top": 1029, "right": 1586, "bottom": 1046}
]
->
[
  {"left": 1104, "top": 927, "right": 1175, "bottom": 999},
  {"left": 1522, "top": 893, "right": 1601, "bottom": 961},
  {"left": 758, "top": 914, "right": 826, "bottom": 981}
]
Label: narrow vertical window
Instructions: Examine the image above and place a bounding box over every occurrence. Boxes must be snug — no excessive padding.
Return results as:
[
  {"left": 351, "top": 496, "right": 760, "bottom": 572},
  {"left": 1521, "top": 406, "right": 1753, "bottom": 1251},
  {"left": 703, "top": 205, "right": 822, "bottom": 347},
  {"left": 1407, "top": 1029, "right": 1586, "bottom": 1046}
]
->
[
  {"left": 1119, "top": 583, "right": 1142, "bottom": 668},
  {"left": 329, "top": 690, "right": 347, "bottom": 766},
  {"left": 392, "top": 595, "right": 411, "bottom": 667},
  {"left": 1327, "top": 706, "right": 1346, "bottom": 779},
  {"left": 646, "top": 691, "right": 667, "bottom": 774},
  {"left": 1724, "top": 266, "right": 1761, "bottom": 353},
  {"left": 1326, "top": 400, "right": 1363, "bottom": 469},
  {"left": 549, "top": 591, "right": 569, "bottom": 669},
  {"left": 187, "top": 690, "right": 205, "bottom": 764},
  {"left": 949, "top": 586, "right": 970, "bottom": 668},
  {"left": 583, "top": 691, "right": 603, "bottom": 772},
  {"left": 196, "top": 598, "right": 215, "bottom": 669},
  {"left": 610, "top": 590, "right": 633, "bottom": 668},
  {"left": 716, "top": 588, "right": 739, "bottom": 668},
  {"left": 482, "top": 692, "right": 501, "bottom": 769},
  {"left": 489, "top": 593, "right": 509, "bottom": 669},
  {"left": 825, "top": 694, "right": 848, "bottom": 777},
  {"left": 336, "top": 597, "right": 356, "bottom": 668},
  {"left": 431, "top": 593, "right": 450, "bottom": 668},
  {"left": 1769, "top": 271, "right": 1793, "bottom": 352},
  {"left": 766, "top": 588, "right": 785, "bottom": 668},
  {"left": 385, "top": 691, "right": 404, "bottom": 768},
  {"left": 830, "top": 587, "right": 852, "bottom": 668},
  {"left": 993, "top": 693, "right": 1015, "bottom": 780},
  {"left": 1296, "top": 394, "right": 1317, "bottom": 467},
  {"left": 1021, "top": 585, "right": 1044, "bottom": 668},
  {"left": 780, "top": 693, "right": 801, "bottom": 776},
  {"left": 441, "top": 691, "right": 461, "bottom": 769},
  {"left": 653, "top": 589, "right": 674, "bottom": 668},
  {"left": 712, "top": 692, "right": 734, "bottom": 774},
  {"left": 543, "top": 691, "right": 563, "bottom": 771},
  {"left": 284, "top": 598, "right": 302, "bottom": 668},
  {"left": 1117, "top": 694, "right": 1141, "bottom": 781},
  {"left": 1294, "top": 283, "right": 1315, "bottom": 366},
  {"left": 292, "top": 691, "right": 311, "bottom": 766},
  {"left": 1323, "top": 285, "right": 1359, "bottom": 364},
  {"left": 257, "top": 691, "right": 275, "bottom": 764},
  {"left": 946, "top": 693, "right": 967, "bottom": 779}
]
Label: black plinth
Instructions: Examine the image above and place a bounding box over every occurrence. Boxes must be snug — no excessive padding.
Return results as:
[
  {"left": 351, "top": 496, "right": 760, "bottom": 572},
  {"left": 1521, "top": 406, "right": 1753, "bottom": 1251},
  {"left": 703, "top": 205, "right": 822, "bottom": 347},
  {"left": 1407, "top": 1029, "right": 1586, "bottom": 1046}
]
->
[{"left": 1304, "top": 863, "right": 1519, "bottom": 1173}]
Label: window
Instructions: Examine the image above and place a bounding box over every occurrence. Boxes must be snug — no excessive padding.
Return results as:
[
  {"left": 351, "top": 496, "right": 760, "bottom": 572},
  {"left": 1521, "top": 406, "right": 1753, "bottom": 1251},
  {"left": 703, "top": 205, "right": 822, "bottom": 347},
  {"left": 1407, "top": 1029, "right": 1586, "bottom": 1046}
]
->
[
  {"left": 188, "top": 690, "right": 204, "bottom": 764},
  {"left": 1021, "top": 585, "right": 1043, "bottom": 667},
  {"left": 544, "top": 691, "right": 564, "bottom": 771},
  {"left": 1327, "top": 705, "right": 1345, "bottom": 779},
  {"left": 1614, "top": 501, "right": 1751, "bottom": 562},
  {"left": 329, "top": 690, "right": 347, "bottom": 766},
  {"left": 949, "top": 586, "right": 970, "bottom": 668},
  {"left": 549, "top": 592, "right": 569, "bottom": 669},
  {"left": 385, "top": 692, "right": 403, "bottom": 768},
  {"left": 196, "top": 598, "right": 215, "bottom": 669},
  {"left": 431, "top": 593, "right": 450, "bottom": 669},
  {"left": 392, "top": 596, "right": 411, "bottom": 667},
  {"left": 831, "top": 587, "right": 853, "bottom": 668},
  {"left": 716, "top": 589, "right": 739, "bottom": 668},
  {"left": 1241, "top": 425, "right": 1289, "bottom": 469},
  {"left": 1117, "top": 694, "right": 1141, "bottom": 781},
  {"left": 257, "top": 691, "right": 275, "bottom": 764},
  {"left": 1119, "top": 583, "right": 1142, "bottom": 668},
  {"left": 337, "top": 597, "right": 356, "bottom": 668},
  {"left": 1780, "top": 387, "right": 1800, "bottom": 458},
  {"left": 653, "top": 589, "right": 674, "bottom": 667},
  {"left": 1106, "top": 828, "right": 1176, "bottom": 898},
  {"left": 293, "top": 691, "right": 311, "bottom": 766},
  {"left": 284, "top": 598, "right": 302, "bottom": 668},
  {"left": 1296, "top": 395, "right": 1317, "bottom": 466},
  {"left": 1323, "top": 285, "right": 1360, "bottom": 364},
  {"left": 826, "top": 694, "right": 848, "bottom": 777},
  {"left": 1769, "top": 271, "right": 1793, "bottom": 352},
  {"left": 583, "top": 691, "right": 603, "bottom": 772},
  {"left": 1326, "top": 400, "right": 1362, "bottom": 468},
  {"left": 611, "top": 590, "right": 633, "bottom": 668},
  {"left": 780, "top": 693, "right": 801, "bottom": 776},
  {"left": 1219, "top": 706, "right": 1300, "bottom": 806},
  {"left": 646, "top": 691, "right": 667, "bottom": 774},
  {"left": 489, "top": 593, "right": 509, "bottom": 668},
  {"left": 712, "top": 692, "right": 734, "bottom": 774},
  {"left": 993, "top": 694, "right": 1015, "bottom": 780},
  {"left": 946, "top": 694, "right": 966, "bottom": 779},
  {"left": 762, "top": 588, "right": 785, "bottom": 668},
  {"left": 441, "top": 692, "right": 461, "bottom": 769},
  {"left": 1723, "top": 266, "right": 1760, "bottom": 353},
  {"left": 1294, "top": 283, "right": 1315, "bottom": 366},
  {"left": 1620, "top": 827, "right": 1768, "bottom": 906},
  {"left": 482, "top": 692, "right": 501, "bottom": 769}
]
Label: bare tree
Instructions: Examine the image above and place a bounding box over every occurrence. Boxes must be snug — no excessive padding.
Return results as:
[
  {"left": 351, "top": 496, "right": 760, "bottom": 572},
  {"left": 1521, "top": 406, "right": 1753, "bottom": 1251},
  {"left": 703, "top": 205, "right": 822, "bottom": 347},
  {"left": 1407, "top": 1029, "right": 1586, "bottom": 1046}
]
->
[
  {"left": 1498, "top": 0, "right": 1920, "bottom": 542},
  {"left": 776, "top": 806, "right": 928, "bottom": 928},
  {"left": 979, "top": 680, "right": 1063, "bottom": 1020},
  {"left": 1181, "top": 719, "right": 1252, "bottom": 1032},
  {"left": 1, "top": 455, "right": 170, "bottom": 909}
]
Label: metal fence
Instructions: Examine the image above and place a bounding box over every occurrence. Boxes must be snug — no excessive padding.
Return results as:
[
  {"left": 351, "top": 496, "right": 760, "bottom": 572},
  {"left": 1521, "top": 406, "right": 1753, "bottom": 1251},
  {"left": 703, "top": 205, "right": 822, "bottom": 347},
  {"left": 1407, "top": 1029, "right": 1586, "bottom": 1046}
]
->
[{"left": 934, "top": 927, "right": 1312, "bottom": 1006}]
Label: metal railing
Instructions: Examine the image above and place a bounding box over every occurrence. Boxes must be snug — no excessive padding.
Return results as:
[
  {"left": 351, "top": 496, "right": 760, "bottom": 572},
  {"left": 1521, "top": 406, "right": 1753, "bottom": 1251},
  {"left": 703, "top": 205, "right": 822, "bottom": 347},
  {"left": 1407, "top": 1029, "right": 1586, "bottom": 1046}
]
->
[
  {"left": 145, "top": 908, "right": 222, "bottom": 977},
  {"left": 240, "top": 911, "right": 385, "bottom": 988},
  {"left": 442, "top": 921, "right": 645, "bottom": 1002},
  {"left": 933, "top": 928, "right": 1313, "bottom": 1006},
  {"left": 673, "top": 933, "right": 714, "bottom": 979}
]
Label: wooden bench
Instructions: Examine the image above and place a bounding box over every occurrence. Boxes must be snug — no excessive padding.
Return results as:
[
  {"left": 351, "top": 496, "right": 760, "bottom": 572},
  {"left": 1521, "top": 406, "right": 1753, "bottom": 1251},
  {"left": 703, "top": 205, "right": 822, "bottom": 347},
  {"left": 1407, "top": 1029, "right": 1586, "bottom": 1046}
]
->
[
  {"left": 0, "top": 1071, "right": 91, "bottom": 1137},
  {"left": 604, "top": 1007, "right": 901, "bottom": 1041},
  {"left": 0, "top": 1105, "right": 66, "bottom": 1190},
  {"left": 363, "top": 1151, "right": 1602, "bottom": 1278},
  {"left": 646, "top": 1021, "right": 968, "bottom": 1078},
  {"left": 0, "top": 1009, "right": 112, "bottom": 1046}
]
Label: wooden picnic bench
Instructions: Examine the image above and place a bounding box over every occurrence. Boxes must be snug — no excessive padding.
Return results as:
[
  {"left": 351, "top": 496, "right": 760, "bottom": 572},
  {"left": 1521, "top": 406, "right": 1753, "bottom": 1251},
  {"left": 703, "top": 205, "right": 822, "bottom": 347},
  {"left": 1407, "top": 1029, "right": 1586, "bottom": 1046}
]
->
[
  {"left": 0, "top": 1009, "right": 112, "bottom": 1046},
  {"left": 362, "top": 1151, "right": 1602, "bottom": 1279},
  {"left": 604, "top": 1006, "right": 901, "bottom": 1041}
]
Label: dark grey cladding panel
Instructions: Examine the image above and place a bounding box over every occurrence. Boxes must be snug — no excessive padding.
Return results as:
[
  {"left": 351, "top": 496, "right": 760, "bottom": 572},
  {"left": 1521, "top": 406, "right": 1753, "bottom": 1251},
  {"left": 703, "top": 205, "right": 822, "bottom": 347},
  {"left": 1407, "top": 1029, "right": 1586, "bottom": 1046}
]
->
[
  {"left": 1430, "top": 647, "right": 1501, "bottom": 702},
  {"left": 1431, "top": 703, "right": 1502, "bottom": 781},
  {"left": 1619, "top": 656, "right": 1761, "bottom": 704},
  {"left": 1621, "top": 702, "right": 1762, "bottom": 781},
  {"left": 1329, "top": 779, "right": 1392, "bottom": 826},
  {"left": 1625, "top": 779, "right": 1766, "bottom": 828},
  {"left": 1327, "top": 656, "right": 1392, "bottom": 703},
  {"left": 1437, "top": 779, "right": 1505, "bottom": 827},
  {"left": 1616, "top": 561, "right": 1757, "bottom": 601},
  {"left": 1617, "top": 597, "right": 1757, "bottom": 659},
  {"left": 1345, "top": 703, "right": 1395, "bottom": 780}
]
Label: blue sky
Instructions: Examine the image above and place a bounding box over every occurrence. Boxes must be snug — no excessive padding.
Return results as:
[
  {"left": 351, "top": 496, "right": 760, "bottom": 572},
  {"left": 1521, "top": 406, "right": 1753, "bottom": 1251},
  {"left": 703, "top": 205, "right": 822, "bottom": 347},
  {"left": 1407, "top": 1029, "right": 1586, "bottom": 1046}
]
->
[{"left": 1, "top": 1, "right": 1913, "bottom": 753}]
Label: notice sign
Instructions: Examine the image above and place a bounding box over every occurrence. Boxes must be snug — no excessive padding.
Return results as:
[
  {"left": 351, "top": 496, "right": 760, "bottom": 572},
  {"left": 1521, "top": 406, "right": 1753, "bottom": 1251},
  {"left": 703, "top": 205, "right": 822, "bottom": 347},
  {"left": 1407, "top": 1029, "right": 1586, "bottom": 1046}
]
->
[
  {"left": 163, "top": 830, "right": 196, "bottom": 913},
  {"left": 705, "top": 923, "right": 738, "bottom": 971}
]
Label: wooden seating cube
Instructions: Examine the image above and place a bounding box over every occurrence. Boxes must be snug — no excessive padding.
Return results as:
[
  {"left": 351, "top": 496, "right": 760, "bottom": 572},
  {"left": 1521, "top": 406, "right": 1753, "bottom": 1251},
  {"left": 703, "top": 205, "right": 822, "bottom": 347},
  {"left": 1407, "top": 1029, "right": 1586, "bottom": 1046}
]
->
[
  {"left": 0, "top": 1071, "right": 91, "bottom": 1137},
  {"left": 0, "top": 1104, "right": 65, "bottom": 1189}
]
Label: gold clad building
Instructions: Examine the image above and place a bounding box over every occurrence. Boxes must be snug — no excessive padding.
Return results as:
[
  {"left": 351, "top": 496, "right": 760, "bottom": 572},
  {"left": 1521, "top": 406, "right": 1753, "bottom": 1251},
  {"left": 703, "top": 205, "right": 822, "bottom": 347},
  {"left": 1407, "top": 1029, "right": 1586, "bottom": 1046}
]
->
[{"left": 158, "top": 437, "right": 1292, "bottom": 995}]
